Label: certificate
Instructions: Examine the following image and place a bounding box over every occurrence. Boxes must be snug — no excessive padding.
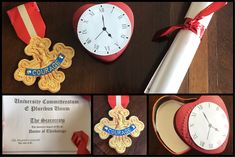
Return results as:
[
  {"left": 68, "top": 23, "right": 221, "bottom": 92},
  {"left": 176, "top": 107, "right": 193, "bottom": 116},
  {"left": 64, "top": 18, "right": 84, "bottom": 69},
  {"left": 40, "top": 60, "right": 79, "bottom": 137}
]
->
[{"left": 3, "top": 95, "right": 91, "bottom": 154}]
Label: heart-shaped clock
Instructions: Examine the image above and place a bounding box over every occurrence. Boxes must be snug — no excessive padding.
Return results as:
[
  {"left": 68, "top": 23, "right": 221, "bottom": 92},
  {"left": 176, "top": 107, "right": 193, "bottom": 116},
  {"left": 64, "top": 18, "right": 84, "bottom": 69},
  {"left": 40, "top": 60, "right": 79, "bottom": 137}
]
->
[
  {"left": 73, "top": 2, "right": 134, "bottom": 62},
  {"left": 152, "top": 95, "right": 230, "bottom": 155},
  {"left": 174, "top": 96, "right": 229, "bottom": 154}
]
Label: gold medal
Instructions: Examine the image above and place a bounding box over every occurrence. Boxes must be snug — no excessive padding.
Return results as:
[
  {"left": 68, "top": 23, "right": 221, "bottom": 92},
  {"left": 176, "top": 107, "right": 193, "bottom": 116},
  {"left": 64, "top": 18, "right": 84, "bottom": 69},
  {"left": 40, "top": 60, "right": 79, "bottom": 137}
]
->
[
  {"left": 14, "top": 36, "right": 74, "bottom": 93},
  {"left": 7, "top": 3, "right": 75, "bottom": 93},
  {"left": 94, "top": 105, "right": 145, "bottom": 154}
]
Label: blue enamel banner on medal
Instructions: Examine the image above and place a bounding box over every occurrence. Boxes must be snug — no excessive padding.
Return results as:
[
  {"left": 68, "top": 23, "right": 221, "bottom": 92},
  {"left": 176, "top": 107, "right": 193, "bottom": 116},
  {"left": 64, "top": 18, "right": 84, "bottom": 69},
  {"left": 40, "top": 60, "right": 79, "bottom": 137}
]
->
[
  {"left": 102, "top": 124, "right": 136, "bottom": 136},
  {"left": 25, "top": 53, "right": 65, "bottom": 76}
]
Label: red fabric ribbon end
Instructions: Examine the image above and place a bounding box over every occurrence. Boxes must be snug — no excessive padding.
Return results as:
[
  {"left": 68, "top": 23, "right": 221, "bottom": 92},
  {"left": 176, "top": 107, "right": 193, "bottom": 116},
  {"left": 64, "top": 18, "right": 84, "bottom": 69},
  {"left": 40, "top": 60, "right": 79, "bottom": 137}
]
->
[
  {"left": 71, "top": 131, "right": 90, "bottom": 154},
  {"left": 153, "top": 2, "right": 228, "bottom": 41},
  {"left": 7, "top": 2, "right": 46, "bottom": 44},
  {"left": 108, "top": 95, "right": 130, "bottom": 108}
]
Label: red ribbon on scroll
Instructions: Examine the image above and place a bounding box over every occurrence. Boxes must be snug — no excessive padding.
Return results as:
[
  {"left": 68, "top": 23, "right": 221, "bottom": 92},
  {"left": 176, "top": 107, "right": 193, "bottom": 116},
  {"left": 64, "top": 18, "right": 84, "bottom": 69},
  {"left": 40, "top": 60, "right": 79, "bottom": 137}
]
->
[
  {"left": 108, "top": 95, "right": 130, "bottom": 109},
  {"left": 72, "top": 131, "right": 90, "bottom": 154},
  {"left": 7, "top": 2, "right": 46, "bottom": 44},
  {"left": 154, "top": 2, "right": 227, "bottom": 40}
]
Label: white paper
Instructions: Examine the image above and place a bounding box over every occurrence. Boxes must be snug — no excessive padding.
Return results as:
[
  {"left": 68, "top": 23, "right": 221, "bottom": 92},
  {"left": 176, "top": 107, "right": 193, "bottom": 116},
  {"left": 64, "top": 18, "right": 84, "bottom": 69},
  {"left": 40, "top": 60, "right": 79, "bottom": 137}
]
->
[
  {"left": 145, "top": 2, "right": 213, "bottom": 93},
  {"left": 3, "top": 95, "right": 91, "bottom": 154}
]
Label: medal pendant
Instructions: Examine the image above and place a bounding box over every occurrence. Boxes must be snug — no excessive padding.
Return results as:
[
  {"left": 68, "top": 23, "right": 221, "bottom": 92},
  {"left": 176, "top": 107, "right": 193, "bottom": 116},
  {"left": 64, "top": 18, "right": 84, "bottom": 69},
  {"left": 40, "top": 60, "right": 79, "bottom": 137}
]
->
[
  {"left": 14, "top": 36, "right": 75, "bottom": 93},
  {"left": 94, "top": 105, "right": 145, "bottom": 154}
]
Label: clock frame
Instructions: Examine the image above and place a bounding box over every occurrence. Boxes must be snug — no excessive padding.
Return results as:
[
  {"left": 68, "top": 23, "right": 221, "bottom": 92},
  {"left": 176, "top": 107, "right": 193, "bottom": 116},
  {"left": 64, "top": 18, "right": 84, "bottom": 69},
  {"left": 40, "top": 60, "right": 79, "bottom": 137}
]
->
[
  {"left": 174, "top": 96, "right": 229, "bottom": 154},
  {"left": 73, "top": 2, "right": 134, "bottom": 62}
]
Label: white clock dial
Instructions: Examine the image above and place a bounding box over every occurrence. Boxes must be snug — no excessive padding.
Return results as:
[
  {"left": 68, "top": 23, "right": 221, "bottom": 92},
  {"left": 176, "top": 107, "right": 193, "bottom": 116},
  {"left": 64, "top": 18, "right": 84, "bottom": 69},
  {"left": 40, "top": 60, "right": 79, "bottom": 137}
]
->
[
  {"left": 188, "top": 102, "right": 229, "bottom": 150},
  {"left": 77, "top": 4, "right": 132, "bottom": 56}
]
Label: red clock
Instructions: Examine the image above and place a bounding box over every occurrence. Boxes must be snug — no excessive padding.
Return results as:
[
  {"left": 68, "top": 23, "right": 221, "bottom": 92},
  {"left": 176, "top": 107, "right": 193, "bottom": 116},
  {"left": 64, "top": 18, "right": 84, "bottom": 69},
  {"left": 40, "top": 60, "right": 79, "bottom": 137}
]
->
[
  {"left": 73, "top": 2, "right": 134, "bottom": 62},
  {"left": 174, "top": 96, "right": 229, "bottom": 154},
  {"left": 152, "top": 95, "right": 230, "bottom": 155}
]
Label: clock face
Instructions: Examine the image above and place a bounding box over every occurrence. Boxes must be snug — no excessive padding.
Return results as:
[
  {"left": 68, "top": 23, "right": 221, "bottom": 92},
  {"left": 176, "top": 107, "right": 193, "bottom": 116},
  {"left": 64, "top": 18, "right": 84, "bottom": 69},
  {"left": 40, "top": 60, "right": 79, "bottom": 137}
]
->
[
  {"left": 77, "top": 3, "right": 132, "bottom": 56},
  {"left": 188, "top": 102, "right": 229, "bottom": 150}
]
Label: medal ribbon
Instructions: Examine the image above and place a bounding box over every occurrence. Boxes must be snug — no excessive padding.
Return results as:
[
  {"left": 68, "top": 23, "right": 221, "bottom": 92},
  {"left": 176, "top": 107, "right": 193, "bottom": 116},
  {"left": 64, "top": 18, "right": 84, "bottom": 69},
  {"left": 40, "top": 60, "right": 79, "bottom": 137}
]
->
[
  {"left": 153, "top": 2, "right": 227, "bottom": 40},
  {"left": 71, "top": 131, "right": 90, "bottom": 154},
  {"left": 7, "top": 2, "right": 46, "bottom": 44},
  {"left": 108, "top": 95, "right": 129, "bottom": 108}
]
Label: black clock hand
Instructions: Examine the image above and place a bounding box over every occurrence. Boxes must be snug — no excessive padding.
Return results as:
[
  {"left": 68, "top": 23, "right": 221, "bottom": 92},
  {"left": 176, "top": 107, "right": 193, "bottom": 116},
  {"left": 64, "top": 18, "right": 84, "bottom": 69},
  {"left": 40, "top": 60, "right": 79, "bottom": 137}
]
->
[
  {"left": 211, "top": 125, "right": 219, "bottom": 132},
  {"left": 95, "top": 31, "right": 104, "bottom": 40},
  {"left": 207, "top": 125, "right": 211, "bottom": 140},
  {"left": 202, "top": 112, "right": 219, "bottom": 132},
  {"left": 102, "top": 15, "right": 105, "bottom": 28},
  {"left": 101, "top": 15, "right": 112, "bottom": 38},
  {"left": 202, "top": 112, "right": 211, "bottom": 124},
  {"left": 102, "top": 27, "right": 112, "bottom": 38},
  {"left": 105, "top": 30, "right": 112, "bottom": 38}
]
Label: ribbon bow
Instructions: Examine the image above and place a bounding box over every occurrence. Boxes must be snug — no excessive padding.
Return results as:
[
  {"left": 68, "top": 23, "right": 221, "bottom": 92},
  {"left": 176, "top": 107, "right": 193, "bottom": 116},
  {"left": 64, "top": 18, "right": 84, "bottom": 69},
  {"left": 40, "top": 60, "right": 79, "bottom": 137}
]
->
[
  {"left": 71, "top": 131, "right": 90, "bottom": 154},
  {"left": 154, "top": 2, "right": 228, "bottom": 40}
]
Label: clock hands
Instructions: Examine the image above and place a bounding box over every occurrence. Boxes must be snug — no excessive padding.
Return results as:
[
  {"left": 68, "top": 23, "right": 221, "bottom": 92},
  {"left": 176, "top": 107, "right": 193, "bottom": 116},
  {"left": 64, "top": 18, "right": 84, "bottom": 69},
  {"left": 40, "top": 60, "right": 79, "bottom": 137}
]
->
[
  {"left": 95, "top": 14, "right": 114, "bottom": 41},
  {"left": 105, "top": 30, "right": 112, "bottom": 38},
  {"left": 202, "top": 112, "right": 211, "bottom": 124},
  {"left": 101, "top": 15, "right": 112, "bottom": 38},
  {"left": 211, "top": 125, "right": 219, "bottom": 132},
  {"left": 203, "top": 112, "right": 212, "bottom": 140},
  {"left": 102, "top": 15, "right": 105, "bottom": 28},
  {"left": 202, "top": 111, "right": 220, "bottom": 140},
  {"left": 207, "top": 124, "right": 211, "bottom": 140},
  {"left": 95, "top": 30, "right": 104, "bottom": 40}
]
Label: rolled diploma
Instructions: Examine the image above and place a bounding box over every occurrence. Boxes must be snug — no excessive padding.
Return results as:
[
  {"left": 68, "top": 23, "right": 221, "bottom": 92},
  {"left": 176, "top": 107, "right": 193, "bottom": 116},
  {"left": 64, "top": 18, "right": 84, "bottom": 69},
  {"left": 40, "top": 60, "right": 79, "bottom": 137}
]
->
[{"left": 145, "top": 2, "right": 214, "bottom": 93}]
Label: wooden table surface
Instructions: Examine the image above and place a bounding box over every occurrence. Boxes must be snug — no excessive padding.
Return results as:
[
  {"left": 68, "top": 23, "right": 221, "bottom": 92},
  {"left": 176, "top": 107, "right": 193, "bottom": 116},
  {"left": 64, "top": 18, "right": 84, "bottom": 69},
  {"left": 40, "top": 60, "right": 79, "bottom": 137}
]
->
[
  {"left": 2, "top": 2, "right": 233, "bottom": 94},
  {"left": 93, "top": 96, "right": 147, "bottom": 155},
  {"left": 148, "top": 95, "right": 234, "bottom": 155}
]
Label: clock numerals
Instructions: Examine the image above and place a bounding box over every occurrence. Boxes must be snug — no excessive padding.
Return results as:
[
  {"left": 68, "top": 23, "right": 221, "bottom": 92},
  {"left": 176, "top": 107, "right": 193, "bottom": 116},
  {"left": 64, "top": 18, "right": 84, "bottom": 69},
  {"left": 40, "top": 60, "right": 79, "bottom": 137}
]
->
[
  {"left": 105, "top": 46, "right": 110, "bottom": 54},
  {"left": 200, "top": 141, "right": 205, "bottom": 147},
  {"left": 78, "top": 4, "right": 132, "bottom": 56},
  {"left": 193, "top": 133, "right": 198, "bottom": 139},
  {"left": 197, "top": 105, "right": 203, "bottom": 110},
  {"left": 114, "top": 43, "right": 121, "bottom": 49},
  {"left": 89, "top": 10, "right": 95, "bottom": 16},
  {"left": 121, "top": 34, "right": 129, "bottom": 39},
  {"left": 81, "top": 19, "right": 88, "bottom": 23},
  {"left": 84, "top": 38, "right": 91, "bottom": 45},
  {"left": 191, "top": 112, "right": 197, "bottom": 117},
  {"left": 118, "top": 14, "right": 125, "bottom": 20},
  {"left": 122, "top": 24, "right": 130, "bottom": 29},
  {"left": 188, "top": 102, "right": 229, "bottom": 150},
  {"left": 99, "top": 5, "right": 104, "bottom": 12},
  {"left": 80, "top": 29, "right": 87, "bottom": 34},
  {"left": 94, "top": 44, "right": 99, "bottom": 52},
  {"left": 111, "top": 6, "right": 115, "bottom": 13}
]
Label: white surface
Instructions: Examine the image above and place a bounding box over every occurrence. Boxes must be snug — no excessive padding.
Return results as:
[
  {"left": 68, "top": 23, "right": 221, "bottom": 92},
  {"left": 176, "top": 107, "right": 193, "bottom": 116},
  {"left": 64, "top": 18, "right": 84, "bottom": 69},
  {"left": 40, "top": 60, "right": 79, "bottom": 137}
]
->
[
  {"left": 77, "top": 3, "right": 132, "bottom": 56},
  {"left": 188, "top": 102, "right": 229, "bottom": 150},
  {"left": 145, "top": 2, "right": 214, "bottom": 93},
  {"left": 185, "top": 2, "right": 213, "bottom": 28},
  {"left": 116, "top": 95, "right": 121, "bottom": 106},
  {"left": 3, "top": 96, "right": 91, "bottom": 154},
  {"left": 17, "top": 4, "right": 37, "bottom": 37}
]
